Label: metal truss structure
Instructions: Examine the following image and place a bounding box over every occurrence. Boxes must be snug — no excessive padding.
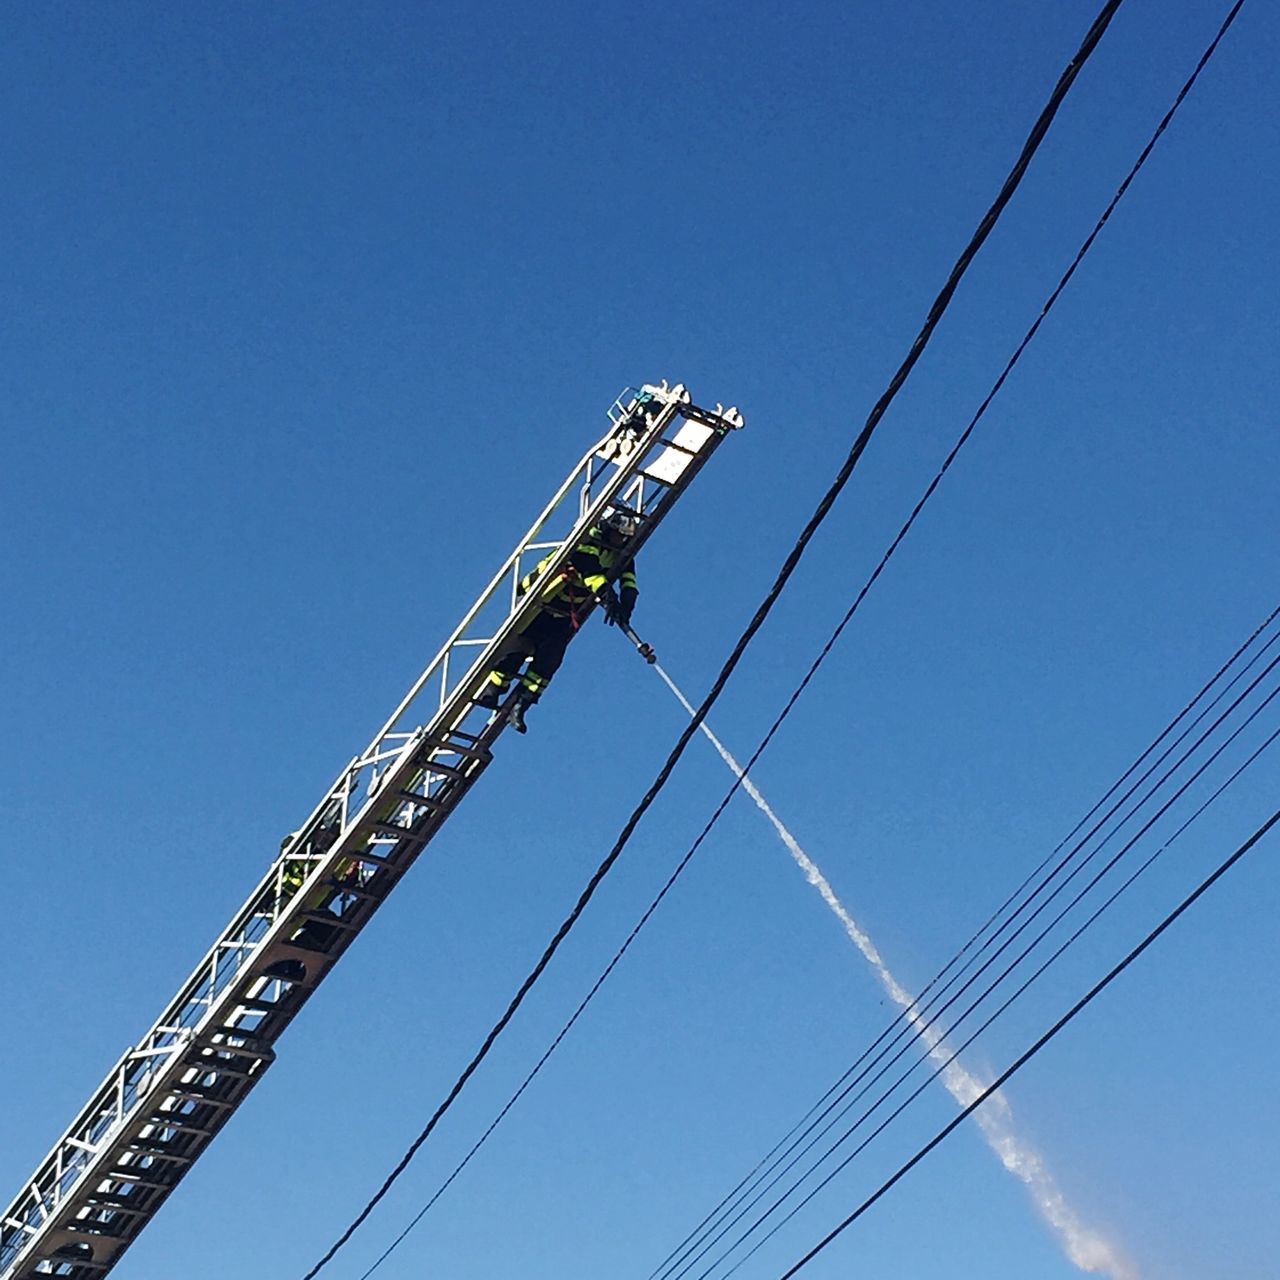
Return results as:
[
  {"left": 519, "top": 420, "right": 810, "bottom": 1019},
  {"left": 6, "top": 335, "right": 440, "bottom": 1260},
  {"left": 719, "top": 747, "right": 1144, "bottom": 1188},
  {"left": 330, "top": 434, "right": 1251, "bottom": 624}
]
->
[{"left": 0, "top": 382, "right": 743, "bottom": 1279}]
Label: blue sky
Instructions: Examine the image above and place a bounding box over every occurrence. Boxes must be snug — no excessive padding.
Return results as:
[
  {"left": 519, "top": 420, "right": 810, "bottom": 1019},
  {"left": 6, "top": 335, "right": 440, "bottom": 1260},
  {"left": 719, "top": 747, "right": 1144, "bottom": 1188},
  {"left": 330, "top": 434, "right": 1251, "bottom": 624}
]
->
[{"left": 2, "top": 3, "right": 1277, "bottom": 1279}]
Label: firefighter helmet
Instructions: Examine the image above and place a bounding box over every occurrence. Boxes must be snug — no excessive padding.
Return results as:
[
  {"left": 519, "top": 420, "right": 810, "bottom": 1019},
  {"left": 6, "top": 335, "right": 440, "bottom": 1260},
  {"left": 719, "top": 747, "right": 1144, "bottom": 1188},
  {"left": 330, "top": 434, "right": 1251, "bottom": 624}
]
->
[{"left": 600, "top": 509, "right": 638, "bottom": 541}]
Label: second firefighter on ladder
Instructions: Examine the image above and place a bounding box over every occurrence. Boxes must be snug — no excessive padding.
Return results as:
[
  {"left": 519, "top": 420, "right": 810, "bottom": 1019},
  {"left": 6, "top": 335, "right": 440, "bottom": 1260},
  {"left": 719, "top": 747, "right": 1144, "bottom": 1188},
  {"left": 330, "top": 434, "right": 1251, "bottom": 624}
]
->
[{"left": 477, "top": 510, "right": 640, "bottom": 733}]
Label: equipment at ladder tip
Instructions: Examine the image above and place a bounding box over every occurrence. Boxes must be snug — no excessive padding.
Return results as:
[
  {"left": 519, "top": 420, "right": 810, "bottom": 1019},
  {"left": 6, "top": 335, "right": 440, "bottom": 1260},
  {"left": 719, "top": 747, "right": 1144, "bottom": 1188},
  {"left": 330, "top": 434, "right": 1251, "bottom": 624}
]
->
[{"left": 0, "top": 381, "right": 741, "bottom": 1280}]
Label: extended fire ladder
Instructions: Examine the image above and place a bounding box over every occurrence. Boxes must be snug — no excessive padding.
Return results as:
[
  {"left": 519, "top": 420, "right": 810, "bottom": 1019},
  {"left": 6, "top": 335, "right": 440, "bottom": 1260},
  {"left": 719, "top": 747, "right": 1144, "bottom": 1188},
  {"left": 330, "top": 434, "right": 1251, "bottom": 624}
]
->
[{"left": 0, "top": 382, "right": 743, "bottom": 1280}]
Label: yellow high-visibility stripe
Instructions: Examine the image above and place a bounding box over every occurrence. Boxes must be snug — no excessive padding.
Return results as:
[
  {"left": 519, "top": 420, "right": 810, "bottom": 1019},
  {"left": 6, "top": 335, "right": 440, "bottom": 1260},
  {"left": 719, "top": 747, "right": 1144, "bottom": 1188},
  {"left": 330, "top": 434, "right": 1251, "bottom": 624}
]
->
[{"left": 519, "top": 543, "right": 636, "bottom": 603}]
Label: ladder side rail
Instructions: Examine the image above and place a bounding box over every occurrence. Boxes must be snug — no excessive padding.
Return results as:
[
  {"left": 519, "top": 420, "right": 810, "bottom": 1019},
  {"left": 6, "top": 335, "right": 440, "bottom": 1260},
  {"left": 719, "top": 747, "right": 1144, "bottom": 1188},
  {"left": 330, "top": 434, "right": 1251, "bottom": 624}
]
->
[
  {"left": 0, "top": 387, "right": 733, "bottom": 1280},
  {"left": 0, "top": 384, "right": 687, "bottom": 1246},
  {"left": 0, "top": 386, "right": 682, "bottom": 1272},
  {"left": 1, "top": 710, "right": 509, "bottom": 1276},
  {"left": 0, "top": 386, "right": 742, "bottom": 1280},
  {"left": 0, "top": 725, "right": 490, "bottom": 1275}
]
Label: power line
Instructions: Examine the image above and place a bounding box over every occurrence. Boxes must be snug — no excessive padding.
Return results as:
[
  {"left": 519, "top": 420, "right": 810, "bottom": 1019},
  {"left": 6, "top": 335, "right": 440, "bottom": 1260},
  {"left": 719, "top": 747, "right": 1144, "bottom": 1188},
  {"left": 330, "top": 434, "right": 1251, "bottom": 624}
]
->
[
  {"left": 303, "top": 4, "right": 1128, "bottom": 1275},
  {"left": 298, "top": 5, "right": 1141, "bottom": 1274},
  {"left": 726, "top": 718, "right": 1280, "bottom": 1278},
  {"left": 686, "top": 666, "right": 1280, "bottom": 1279},
  {"left": 669, "top": 628, "right": 1280, "bottom": 1278},
  {"left": 651, "top": 605, "right": 1280, "bottom": 1279},
  {"left": 778, "top": 802, "right": 1280, "bottom": 1277},
  {"left": 644, "top": 0, "right": 1254, "bottom": 1262}
]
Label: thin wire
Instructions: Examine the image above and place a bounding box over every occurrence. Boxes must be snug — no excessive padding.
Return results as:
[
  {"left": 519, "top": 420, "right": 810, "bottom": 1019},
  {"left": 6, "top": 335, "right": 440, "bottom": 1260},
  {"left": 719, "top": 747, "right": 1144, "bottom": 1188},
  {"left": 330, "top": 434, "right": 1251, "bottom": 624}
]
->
[
  {"left": 300, "top": 7, "right": 1128, "bottom": 1276},
  {"left": 725, "top": 719, "right": 1280, "bottom": 1276},
  {"left": 654, "top": 609, "right": 1280, "bottom": 1280},
  {"left": 648, "top": 2, "right": 1253, "bottom": 1263},
  {"left": 694, "top": 678, "right": 1280, "bottom": 1278},
  {"left": 779, "top": 801, "right": 1280, "bottom": 1277}
]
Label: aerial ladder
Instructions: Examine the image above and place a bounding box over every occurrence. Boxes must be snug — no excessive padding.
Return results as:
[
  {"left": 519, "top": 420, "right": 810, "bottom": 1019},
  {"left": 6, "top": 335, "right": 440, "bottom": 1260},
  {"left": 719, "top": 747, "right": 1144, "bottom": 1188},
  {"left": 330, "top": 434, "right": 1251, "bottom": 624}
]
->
[{"left": 0, "top": 382, "right": 743, "bottom": 1280}]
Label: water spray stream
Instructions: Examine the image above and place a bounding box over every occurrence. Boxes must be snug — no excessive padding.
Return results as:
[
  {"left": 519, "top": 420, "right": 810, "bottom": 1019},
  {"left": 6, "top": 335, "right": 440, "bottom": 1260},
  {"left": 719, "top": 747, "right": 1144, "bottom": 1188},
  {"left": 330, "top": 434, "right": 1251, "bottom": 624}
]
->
[{"left": 652, "top": 662, "right": 1136, "bottom": 1280}]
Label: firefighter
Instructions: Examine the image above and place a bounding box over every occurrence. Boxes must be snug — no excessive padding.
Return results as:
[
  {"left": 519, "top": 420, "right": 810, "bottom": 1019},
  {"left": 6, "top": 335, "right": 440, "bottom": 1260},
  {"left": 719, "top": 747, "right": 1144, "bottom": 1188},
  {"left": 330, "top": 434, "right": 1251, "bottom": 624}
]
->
[{"left": 477, "top": 509, "right": 640, "bottom": 733}]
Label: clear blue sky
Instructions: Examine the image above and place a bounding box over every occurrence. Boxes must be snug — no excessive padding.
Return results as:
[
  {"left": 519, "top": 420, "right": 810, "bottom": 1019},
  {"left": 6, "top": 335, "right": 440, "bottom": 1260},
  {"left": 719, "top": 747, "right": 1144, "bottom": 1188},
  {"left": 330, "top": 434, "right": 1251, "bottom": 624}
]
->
[{"left": 2, "top": 3, "right": 1277, "bottom": 1279}]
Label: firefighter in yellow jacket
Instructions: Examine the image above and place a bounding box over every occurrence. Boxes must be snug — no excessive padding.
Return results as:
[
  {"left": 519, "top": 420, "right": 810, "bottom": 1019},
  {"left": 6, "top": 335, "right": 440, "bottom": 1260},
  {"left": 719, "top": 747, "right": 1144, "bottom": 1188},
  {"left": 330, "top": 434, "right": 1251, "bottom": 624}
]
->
[{"left": 477, "top": 509, "right": 639, "bottom": 733}]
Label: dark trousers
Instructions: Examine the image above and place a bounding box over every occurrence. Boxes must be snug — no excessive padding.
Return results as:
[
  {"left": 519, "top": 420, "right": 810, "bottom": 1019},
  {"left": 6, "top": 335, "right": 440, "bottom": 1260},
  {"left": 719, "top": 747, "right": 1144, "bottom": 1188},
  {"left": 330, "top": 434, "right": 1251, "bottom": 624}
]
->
[{"left": 489, "top": 610, "right": 574, "bottom": 701}]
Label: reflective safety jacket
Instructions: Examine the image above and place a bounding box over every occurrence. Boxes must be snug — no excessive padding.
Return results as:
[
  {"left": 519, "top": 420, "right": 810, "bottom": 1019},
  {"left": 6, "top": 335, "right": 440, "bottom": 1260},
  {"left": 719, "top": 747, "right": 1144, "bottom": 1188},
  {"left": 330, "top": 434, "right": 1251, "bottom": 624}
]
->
[{"left": 519, "top": 530, "right": 638, "bottom": 622}]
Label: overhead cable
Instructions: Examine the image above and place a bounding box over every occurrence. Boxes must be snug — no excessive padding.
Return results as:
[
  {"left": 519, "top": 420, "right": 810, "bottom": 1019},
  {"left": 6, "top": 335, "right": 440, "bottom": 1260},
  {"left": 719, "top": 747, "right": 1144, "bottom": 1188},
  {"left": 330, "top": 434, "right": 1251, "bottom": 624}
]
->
[
  {"left": 721, "top": 716, "right": 1280, "bottom": 1278},
  {"left": 642, "top": 0, "right": 1254, "bottom": 1261},
  {"left": 683, "top": 665, "right": 1280, "bottom": 1279},
  {"left": 301, "top": 6, "right": 1130, "bottom": 1276},
  {"left": 652, "top": 604, "right": 1280, "bottom": 1280},
  {"left": 778, "top": 803, "right": 1280, "bottom": 1277},
  {"left": 305, "top": 6, "right": 1148, "bottom": 1274}
]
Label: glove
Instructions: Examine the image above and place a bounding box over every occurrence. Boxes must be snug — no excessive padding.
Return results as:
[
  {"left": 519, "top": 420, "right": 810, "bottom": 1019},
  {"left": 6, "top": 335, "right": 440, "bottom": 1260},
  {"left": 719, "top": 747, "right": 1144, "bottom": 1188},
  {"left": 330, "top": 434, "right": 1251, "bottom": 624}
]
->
[
  {"left": 616, "top": 587, "right": 637, "bottom": 629},
  {"left": 601, "top": 588, "right": 636, "bottom": 628}
]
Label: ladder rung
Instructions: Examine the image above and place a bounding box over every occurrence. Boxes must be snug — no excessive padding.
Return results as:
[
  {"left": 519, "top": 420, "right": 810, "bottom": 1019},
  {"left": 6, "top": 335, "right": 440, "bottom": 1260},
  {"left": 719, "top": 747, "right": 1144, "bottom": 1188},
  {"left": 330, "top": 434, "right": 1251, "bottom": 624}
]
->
[
  {"left": 103, "top": 1173, "right": 171, "bottom": 1191},
  {"left": 22, "top": 1256, "right": 112, "bottom": 1276},
  {"left": 422, "top": 736, "right": 491, "bottom": 763},
  {"left": 18, "top": 1270, "right": 109, "bottom": 1279},
  {"left": 233, "top": 991, "right": 298, "bottom": 1014},
  {"left": 298, "top": 910, "right": 360, "bottom": 932},
  {"left": 415, "top": 757, "right": 469, "bottom": 779},
  {"left": 192, "top": 1033, "right": 274, "bottom": 1059},
  {"left": 185, "top": 1061, "right": 259, "bottom": 1080},
  {"left": 84, "top": 1192, "right": 149, "bottom": 1211},
  {"left": 50, "top": 1223, "right": 127, "bottom": 1243},
  {"left": 349, "top": 849, "right": 395, "bottom": 868},
  {"left": 370, "top": 822, "right": 423, "bottom": 842},
  {"left": 442, "top": 725, "right": 485, "bottom": 746},
  {"left": 125, "top": 1145, "right": 193, "bottom": 1164},
  {"left": 78, "top": 1208, "right": 146, "bottom": 1228},
  {"left": 394, "top": 790, "right": 443, "bottom": 810},
  {"left": 680, "top": 403, "right": 739, "bottom": 430},
  {"left": 20, "top": 1271, "right": 109, "bottom": 1279},
  {"left": 655, "top": 435, "right": 701, "bottom": 456},
  {"left": 185, "top": 1047, "right": 275, "bottom": 1075},
  {"left": 146, "top": 1117, "right": 213, "bottom": 1137},
  {"left": 323, "top": 881, "right": 381, "bottom": 903},
  {"left": 164, "top": 1090, "right": 235, "bottom": 1110}
]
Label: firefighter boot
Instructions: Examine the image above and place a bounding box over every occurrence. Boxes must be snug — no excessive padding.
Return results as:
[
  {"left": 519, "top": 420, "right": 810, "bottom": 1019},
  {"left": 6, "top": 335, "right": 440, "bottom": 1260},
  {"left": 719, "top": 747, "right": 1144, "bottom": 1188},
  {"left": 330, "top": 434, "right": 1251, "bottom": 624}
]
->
[{"left": 506, "top": 690, "right": 535, "bottom": 734}]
